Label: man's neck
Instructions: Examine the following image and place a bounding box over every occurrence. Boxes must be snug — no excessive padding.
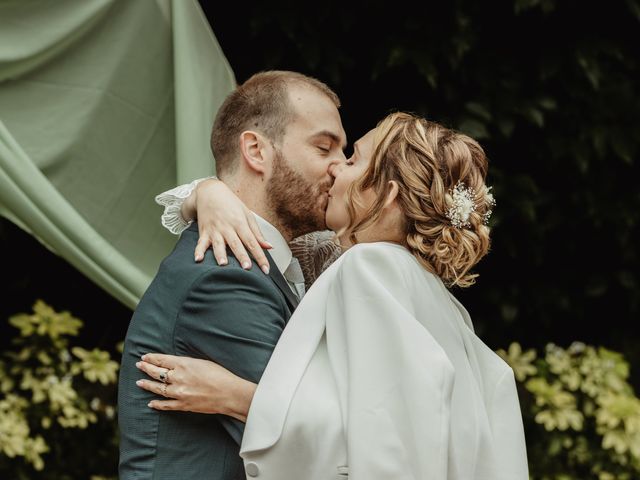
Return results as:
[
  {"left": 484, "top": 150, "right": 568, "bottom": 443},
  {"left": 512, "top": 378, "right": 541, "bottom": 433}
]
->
[{"left": 249, "top": 204, "right": 296, "bottom": 243}]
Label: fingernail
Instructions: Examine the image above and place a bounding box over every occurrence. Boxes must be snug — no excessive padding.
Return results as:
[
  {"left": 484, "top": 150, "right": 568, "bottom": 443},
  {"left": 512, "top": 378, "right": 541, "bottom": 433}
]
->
[
  {"left": 265, "top": 242, "right": 273, "bottom": 249},
  {"left": 242, "top": 261, "right": 251, "bottom": 269},
  {"left": 219, "top": 258, "right": 228, "bottom": 266},
  {"left": 261, "top": 265, "right": 270, "bottom": 275},
  {"left": 135, "top": 362, "right": 141, "bottom": 368},
  {"left": 136, "top": 380, "right": 143, "bottom": 386},
  {"left": 194, "top": 254, "right": 202, "bottom": 262},
  {"left": 147, "top": 402, "right": 153, "bottom": 408},
  {"left": 141, "top": 354, "right": 147, "bottom": 360}
]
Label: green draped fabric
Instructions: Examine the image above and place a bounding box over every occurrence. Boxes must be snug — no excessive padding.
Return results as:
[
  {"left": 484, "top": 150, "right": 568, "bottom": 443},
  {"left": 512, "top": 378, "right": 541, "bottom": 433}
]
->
[{"left": 0, "top": 0, "right": 235, "bottom": 309}]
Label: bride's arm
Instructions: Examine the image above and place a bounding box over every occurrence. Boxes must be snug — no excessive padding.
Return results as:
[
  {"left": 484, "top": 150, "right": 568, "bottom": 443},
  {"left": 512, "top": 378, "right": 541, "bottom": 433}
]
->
[
  {"left": 155, "top": 177, "right": 212, "bottom": 234},
  {"left": 289, "top": 231, "right": 342, "bottom": 288},
  {"left": 156, "top": 178, "right": 273, "bottom": 273},
  {"left": 156, "top": 179, "right": 342, "bottom": 282},
  {"left": 135, "top": 353, "right": 256, "bottom": 422}
]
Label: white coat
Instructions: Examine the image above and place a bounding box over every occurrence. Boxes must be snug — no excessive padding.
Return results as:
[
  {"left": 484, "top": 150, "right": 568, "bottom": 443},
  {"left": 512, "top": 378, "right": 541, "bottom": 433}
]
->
[{"left": 240, "top": 242, "right": 529, "bottom": 479}]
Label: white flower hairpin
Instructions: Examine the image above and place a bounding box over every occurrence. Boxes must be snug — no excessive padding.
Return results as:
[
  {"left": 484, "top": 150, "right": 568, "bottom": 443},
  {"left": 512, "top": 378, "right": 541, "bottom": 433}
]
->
[
  {"left": 445, "top": 182, "right": 496, "bottom": 229},
  {"left": 483, "top": 186, "right": 496, "bottom": 226}
]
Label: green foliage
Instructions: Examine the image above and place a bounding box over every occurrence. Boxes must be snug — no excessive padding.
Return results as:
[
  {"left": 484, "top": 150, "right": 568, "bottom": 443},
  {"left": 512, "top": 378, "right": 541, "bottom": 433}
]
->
[
  {"left": 0, "top": 301, "right": 119, "bottom": 480},
  {"left": 499, "top": 342, "right": 640, "bottom": 479}
]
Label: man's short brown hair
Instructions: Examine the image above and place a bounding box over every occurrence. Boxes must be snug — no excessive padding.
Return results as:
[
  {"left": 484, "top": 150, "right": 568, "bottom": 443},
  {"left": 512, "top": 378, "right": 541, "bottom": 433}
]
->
[{"left": 210, "top": 70, "right": 340, "bottom": 177}]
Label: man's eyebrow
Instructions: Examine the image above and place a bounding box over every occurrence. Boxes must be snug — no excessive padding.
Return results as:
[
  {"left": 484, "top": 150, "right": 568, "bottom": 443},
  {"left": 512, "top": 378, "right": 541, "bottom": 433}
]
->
[{"left": 310, "top": 130, "right": 347, "bottom": 149}]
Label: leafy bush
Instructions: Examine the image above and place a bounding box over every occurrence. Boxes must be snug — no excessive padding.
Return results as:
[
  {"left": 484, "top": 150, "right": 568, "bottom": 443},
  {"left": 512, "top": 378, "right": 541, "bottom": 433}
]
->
[
  {"left": 0, "top": 301, "right": 119, "bottom": 480},
  {"left": 3, "top": 301, "right": 639, "bottom": 479},
  {"left": 499, "top": 342, "right": 640, "bottom": 479}
]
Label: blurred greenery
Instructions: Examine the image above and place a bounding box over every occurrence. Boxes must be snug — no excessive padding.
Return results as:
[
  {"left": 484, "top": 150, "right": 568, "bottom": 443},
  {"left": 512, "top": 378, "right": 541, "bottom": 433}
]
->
[
  {"left": 499, "top": 342, "right": 640, "bottom": 479},
  {"left": 0, "top": 302, "right": 119, "bottom": 480},
  {"left": 2, "top": 304, "right": 639, "bottom": 479}
]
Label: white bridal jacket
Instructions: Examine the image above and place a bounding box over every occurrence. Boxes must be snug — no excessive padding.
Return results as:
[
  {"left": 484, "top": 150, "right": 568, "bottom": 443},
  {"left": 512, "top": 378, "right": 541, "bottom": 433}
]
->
[{"left": 238, "top": 242, "right": 529, "bottom": 480}]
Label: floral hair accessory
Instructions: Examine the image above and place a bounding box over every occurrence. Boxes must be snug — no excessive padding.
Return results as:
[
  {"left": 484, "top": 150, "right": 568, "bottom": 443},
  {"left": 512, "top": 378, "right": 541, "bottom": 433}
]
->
[
  {"left": 446, "top": 181, "right": 476, "bottom": 228},
  {"left": 483, "top": 186, "right": 496, "bottom": 226},
  {"left": 446, "top": 182, "right": 497, "bottom": 228}
]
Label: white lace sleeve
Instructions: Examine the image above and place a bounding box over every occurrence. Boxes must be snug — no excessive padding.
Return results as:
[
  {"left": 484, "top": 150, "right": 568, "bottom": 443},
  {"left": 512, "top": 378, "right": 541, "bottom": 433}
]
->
[
  {"left": 155, "top": 177, "right": 216, "bottom": 234},
  {"left": 289, "top": 230, "right": 343, "bottom": 288}
]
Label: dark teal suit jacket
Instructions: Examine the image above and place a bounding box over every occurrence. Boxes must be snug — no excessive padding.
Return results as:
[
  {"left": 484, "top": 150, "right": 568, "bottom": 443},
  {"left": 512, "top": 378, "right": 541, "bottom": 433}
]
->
[{"left": 118, "top": 222, "right": 298, "bottom": 479}]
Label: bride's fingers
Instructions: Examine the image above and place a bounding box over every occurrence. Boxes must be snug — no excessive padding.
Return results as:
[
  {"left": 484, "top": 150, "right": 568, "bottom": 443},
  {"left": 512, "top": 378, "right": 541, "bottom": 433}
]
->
[
  {"left": 210, "top": 232, "right": 228, "bottom": 266},
  {"left": 224, "top": 230, "right": 252, "bottom": 270},
  {"left": 148, "top": 399, "right": 183, "bottom": 411},
  {"left": 135, "top": 360, "right": 170, "bottom": 381},
  {"left": 136, "top": 378, "right": 173, "bottom": 397},
  {"left": 237, "top": 223, "right": 270, "bottom": 275},
  {"left": 247, "top": 212, "right": 272, "bottom": 250},
  {"left": 140, "top": 353, "right": 178, "bottom": 370},
  {"left": 194, "top": 232, "right": 212, "bottom": 263}
]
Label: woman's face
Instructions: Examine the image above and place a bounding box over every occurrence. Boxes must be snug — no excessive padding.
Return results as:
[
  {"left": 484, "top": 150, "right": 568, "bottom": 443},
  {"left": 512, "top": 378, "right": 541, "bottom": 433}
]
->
[{"left": 326, "top": 128, "right": 377, "bottom": 232}]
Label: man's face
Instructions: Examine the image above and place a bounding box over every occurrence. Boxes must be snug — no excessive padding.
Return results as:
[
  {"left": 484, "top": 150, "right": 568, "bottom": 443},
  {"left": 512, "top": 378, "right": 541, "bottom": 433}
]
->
[{"left": 266, "top": 85, "right": 347, "bottom": 238}]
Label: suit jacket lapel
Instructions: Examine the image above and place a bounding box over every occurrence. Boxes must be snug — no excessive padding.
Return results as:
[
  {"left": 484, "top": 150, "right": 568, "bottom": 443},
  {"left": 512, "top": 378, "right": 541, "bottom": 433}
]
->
[{"left": 265, "top": 251, "right": 299, "bottom": 311}]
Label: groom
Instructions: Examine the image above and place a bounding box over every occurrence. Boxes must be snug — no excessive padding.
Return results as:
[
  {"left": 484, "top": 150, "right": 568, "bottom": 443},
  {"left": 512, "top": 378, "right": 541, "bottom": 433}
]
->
[{"left": 117, "top": 70, "right": 347, "bottom": 479}]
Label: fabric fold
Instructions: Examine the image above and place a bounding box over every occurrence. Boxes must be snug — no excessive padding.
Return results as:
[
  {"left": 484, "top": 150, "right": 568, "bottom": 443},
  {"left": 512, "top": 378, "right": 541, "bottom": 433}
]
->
[{"left": 0, "top": 0, "right": 235, "bottom": 309}]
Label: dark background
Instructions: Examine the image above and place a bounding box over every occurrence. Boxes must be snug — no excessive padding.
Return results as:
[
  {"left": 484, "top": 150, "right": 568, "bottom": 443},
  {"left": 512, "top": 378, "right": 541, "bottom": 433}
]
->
[{"left": 2, "top": 0, "right": 639, "bottom": 385}]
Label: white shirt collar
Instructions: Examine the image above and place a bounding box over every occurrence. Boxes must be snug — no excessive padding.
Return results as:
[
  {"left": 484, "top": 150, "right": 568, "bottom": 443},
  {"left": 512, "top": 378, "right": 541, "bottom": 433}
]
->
[{"left": 252, "top": 213, "right": 292, "bottom": 275}]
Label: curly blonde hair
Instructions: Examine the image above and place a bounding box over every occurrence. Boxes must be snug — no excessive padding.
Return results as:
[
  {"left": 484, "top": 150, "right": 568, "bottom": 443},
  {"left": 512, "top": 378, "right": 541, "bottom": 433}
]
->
[{"left": 343, "top": 112, "right": 494, "bottom": 288}]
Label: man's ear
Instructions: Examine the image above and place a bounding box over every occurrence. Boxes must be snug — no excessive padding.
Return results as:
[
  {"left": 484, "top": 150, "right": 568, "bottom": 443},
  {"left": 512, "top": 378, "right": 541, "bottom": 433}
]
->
[
  {"left": 239, "top": 131, "right": 271, "bottom": 174},
  {"left": 383, "top": 180, "right": 400, "bottom": 209}
]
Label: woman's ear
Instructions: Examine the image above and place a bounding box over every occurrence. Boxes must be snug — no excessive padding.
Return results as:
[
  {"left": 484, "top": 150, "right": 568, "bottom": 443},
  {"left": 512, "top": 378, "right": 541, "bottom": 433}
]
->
[
  {"left": 383, "top": 180, "right": 400, "bottom": 209},
  {"left": 239, "top": 131, "right": 271, "bottom": 174}
]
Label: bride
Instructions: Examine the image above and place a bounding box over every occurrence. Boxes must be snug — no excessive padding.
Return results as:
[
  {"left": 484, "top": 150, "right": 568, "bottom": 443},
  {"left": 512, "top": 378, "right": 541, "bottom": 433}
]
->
[{"left": 136, "top": 111, "right": 529, "bottom": 479}]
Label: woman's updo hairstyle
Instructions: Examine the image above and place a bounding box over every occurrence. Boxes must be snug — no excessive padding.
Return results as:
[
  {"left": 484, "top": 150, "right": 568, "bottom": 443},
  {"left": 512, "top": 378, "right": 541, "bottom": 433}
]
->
[{"left": 344, "top": 111, "right": 494, "bottom": 288}]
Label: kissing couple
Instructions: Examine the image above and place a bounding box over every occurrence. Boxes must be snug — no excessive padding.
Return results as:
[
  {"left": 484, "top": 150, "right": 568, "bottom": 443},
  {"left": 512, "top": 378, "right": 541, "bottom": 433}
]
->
[{"left": 118, "top": 70, "right": 529, "bottom": 479}]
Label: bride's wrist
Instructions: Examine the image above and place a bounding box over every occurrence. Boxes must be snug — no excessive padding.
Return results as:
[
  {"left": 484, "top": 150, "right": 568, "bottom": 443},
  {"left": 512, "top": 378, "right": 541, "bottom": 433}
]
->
[
  {"left": 221, "top": 376, "right": 256, "bottom": 423},
  {"left": 181, "top": 190, "right": 197, "bottom": 222}
]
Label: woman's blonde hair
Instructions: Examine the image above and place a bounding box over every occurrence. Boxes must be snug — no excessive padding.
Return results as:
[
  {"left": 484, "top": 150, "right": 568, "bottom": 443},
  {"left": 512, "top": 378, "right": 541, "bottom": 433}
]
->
[{"left": 342, "top": 111, "right": 494, "bottom": 288}]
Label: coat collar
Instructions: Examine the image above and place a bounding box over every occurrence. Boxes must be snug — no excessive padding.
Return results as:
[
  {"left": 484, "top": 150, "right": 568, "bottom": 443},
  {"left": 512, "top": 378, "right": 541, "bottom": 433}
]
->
[
  {"left": 252, "top": 213, "right": 292, "bottom": 275},
  {"left": 265, "top": 250, "right": 299, "bottom": 311},
  {"left": 250, "top": 214, "right": 299, "bottom": 309}
]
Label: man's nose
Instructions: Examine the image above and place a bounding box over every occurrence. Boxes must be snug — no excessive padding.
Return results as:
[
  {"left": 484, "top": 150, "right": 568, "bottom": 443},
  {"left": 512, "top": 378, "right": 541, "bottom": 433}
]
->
[{"left": 329, "top": 162, "right": 343, "bottom": 178}]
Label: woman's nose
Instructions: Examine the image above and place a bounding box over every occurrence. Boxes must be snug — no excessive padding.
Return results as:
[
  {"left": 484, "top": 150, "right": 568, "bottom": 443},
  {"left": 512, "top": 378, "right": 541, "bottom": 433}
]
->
[
  {"left": 329, "top": 160, "right": 346, "bottom": 178},
  {"left": 328, "top": 150, "right": 346, "bottom": 177}
]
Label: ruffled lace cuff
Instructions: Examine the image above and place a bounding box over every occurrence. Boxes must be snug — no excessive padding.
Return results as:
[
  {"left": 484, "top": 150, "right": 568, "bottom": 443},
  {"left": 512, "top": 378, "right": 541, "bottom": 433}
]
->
[{"left": 155, "top": 177, "right": 216, "bottom": 235}]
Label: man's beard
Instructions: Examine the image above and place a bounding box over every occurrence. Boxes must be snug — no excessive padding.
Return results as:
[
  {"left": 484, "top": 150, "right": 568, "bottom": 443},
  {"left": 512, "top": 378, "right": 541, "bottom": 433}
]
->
[{"left": 266, "top": 149, "right": 330, "bottom": 239}]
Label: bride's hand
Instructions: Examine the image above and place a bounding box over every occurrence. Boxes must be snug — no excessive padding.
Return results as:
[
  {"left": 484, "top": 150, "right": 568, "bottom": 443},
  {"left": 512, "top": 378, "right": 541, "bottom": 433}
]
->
[
  {"left": 135, "top": 353, "right": 256, "bottom": 422},
  {"left": 188, "top": 178, "right": 273, "bottom": 274}
]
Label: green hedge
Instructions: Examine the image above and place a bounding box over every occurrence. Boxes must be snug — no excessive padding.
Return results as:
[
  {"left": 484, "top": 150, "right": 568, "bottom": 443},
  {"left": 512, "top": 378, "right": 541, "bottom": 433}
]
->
[
  {"left": 2, "top": 303, "right": 639, "bottom": 479},
  {"left": 0, "top": 302, "right": 119, "bottom": 480}
]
